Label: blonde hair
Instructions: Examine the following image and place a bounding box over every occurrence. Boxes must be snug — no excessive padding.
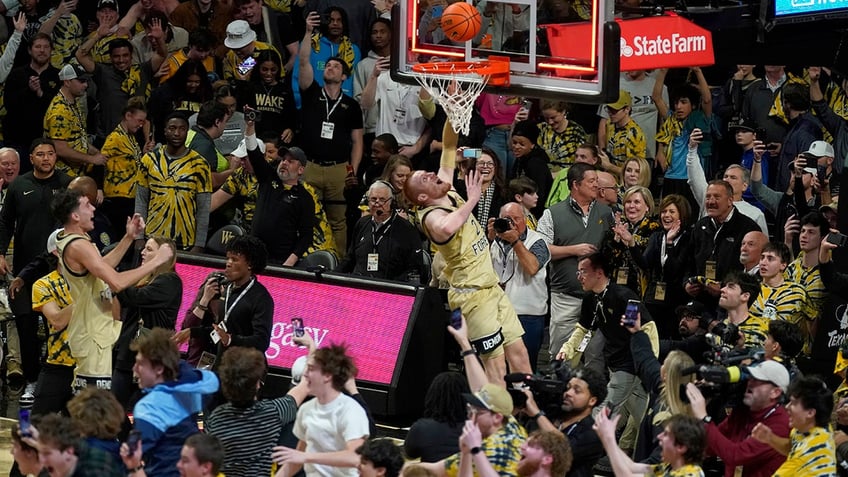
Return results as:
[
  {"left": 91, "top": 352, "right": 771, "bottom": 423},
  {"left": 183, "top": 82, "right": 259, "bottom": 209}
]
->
[
  {"left": 138, "top": 236, "right": 177, "bottom": 286},
  {"left": 658, "top": 350, "right": 696, "bottom": 418},
  {"left": 620, "top": 157, "right": 651, "bottom": 188},
  {"left": 622, "top": 185, "right": 655, "bottom": 216}
]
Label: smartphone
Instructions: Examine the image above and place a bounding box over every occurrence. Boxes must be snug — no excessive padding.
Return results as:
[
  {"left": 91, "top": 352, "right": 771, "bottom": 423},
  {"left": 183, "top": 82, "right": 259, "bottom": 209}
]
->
[
  {"left": 450, "top": 308, "right": 462, "bottom": 329},
  {"left": 19, "top": 409, "right": 31, "bottom": 437},
  {"left": 463, "top": 148, "right": 482, "bottom": 159},
  {"left": 766, "top": 143, "right": 780, "bottom": 151},
  {"left": 125, "top": 430, "right": 142, "bottom": 451},
  {"left": 237, "top": 56, "right": 257, "bottom": 75},
  {"left": 520, "top": 99, "right": 533, "bottom": 111},
  {"left": 292, "top": 318, "right": 305, "bottom": 338},
  {"left": 623, "top": 299, "right": 639, "bottom": 328},
  {"left": 431, "top": 5, "right": 444, "bottom": 17},
  {"left": 827, "top": 232, "right": 848, "bottom": 247}
]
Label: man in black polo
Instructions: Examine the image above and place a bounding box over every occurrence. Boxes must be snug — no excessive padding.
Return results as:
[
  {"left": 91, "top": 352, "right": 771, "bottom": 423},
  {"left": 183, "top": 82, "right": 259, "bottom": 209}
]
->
[{"left": 297, "top": 11, "right": 363, "bottom": 257}]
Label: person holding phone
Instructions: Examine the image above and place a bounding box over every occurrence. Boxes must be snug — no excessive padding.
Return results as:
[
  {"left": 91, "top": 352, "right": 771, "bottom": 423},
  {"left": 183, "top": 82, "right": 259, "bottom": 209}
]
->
[
  {"left": 556, "top": 252, "right": 658, "bottom": 457},
  {"left": 222, "top": 19, "right": 283, "bottom": 81}
]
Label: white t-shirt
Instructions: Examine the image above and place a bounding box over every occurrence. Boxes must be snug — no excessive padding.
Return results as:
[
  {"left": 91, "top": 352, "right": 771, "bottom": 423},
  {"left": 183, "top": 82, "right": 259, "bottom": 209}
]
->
[
  {"left": 293, "top": 393, "right": 370, "bottom": 477},
  {"left": 598, "top": 72, "right": 668, "bottom": 159},
  {"left": 375, "top": 72, "right": 427, "bottom": 146}
]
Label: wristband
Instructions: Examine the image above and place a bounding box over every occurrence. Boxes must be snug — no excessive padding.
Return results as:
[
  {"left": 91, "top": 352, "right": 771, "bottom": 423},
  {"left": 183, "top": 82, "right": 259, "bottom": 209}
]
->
[
  {"left": 531, "top": 411, "right": 545, "bottom": 420},
  {"left": 460, "top": 349, "right": 476, "bottom": 358},
  {"left": 196, "top": 304, "right": 208, "bottom": 311},
  {"left": 470, "top": 447, "right": 482, "bottom": 455},
  {"left": 127, "top": 462, "right": 145, "bottom": 475},
  {"left": 510, "top": 240, "right": 519, "bottom": 246}
]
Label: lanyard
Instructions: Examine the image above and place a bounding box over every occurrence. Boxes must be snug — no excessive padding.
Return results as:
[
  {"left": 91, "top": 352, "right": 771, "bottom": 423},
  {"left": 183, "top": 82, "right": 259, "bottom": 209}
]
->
[
  {"left": 223, "top": 277, "right": 256, "bottom": 324},
  {"left": 323, "top": 88, "right": 343, "bottom": 120}
]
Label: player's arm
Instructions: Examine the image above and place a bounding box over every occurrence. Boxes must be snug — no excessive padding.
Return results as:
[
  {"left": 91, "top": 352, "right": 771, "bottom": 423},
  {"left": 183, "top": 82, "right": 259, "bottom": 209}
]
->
[
  {"left": 437, "top": 120, "right": 458, "bottom": 184},
  {"left": 66, "top": 238, "right": 172, "bottom": 292}
]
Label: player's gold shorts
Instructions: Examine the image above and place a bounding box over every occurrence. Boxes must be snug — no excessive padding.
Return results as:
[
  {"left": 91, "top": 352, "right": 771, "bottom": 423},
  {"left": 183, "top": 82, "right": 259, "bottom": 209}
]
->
[{"left": 448, "top": 285, "right": 525, "bottom": 358}]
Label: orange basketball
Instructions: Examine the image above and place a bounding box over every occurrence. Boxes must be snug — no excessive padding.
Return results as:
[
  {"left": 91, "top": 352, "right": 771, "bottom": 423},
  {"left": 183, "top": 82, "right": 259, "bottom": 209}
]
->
[{"left": 440, "top": 2, "right": 482, "bottom": 43}]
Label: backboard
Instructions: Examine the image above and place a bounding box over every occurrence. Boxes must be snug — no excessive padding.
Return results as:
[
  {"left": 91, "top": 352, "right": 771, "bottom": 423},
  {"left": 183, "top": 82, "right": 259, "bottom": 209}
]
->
[{"left": 390, "top": 0, "right": 620, "bottom": 103}]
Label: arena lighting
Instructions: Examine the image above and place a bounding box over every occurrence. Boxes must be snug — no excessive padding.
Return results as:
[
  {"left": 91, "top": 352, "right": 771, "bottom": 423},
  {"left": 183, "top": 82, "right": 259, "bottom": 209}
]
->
[{"left": 173, "top": 253, "right": 447, "bottom": 417}]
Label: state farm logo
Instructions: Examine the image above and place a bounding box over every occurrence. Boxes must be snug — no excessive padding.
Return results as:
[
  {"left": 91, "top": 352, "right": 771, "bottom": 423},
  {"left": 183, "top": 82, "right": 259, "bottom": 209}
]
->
[{"left": 620, "top": 33, "right": 708, "bottom": 57}]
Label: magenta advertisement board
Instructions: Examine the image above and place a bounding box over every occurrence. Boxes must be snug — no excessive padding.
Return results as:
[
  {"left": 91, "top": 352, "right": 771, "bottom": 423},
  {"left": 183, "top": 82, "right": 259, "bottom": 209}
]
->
[{"left": 174, "top": 262, "right": 418, "bottom": 385}]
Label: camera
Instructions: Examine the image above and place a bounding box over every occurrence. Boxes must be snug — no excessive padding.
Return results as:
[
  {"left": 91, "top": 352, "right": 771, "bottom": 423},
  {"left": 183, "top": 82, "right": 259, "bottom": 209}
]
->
[
  {"left": 209, "top": 271, "right": 228, "bottom": 288},
  {"left": 245, "top": 109, "right": 263, "bottom": 122},
  {"left": 493, "top": 217, "right": 513, "bottom": 234},
  {"left": 506, "top": 361, "right": 572, "bottom": 420}
]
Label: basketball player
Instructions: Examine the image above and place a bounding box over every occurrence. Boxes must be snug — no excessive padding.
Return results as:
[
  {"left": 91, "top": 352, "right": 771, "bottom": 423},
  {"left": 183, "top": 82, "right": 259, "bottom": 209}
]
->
[{"left": 404, "top": 120, "right": 532, "bottom": 385}]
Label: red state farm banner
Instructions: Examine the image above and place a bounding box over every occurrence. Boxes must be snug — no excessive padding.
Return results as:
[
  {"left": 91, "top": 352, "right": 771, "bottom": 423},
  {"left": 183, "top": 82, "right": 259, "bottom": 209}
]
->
[{"left": 543, "top": 13, "right": 714, "bottom": 74}]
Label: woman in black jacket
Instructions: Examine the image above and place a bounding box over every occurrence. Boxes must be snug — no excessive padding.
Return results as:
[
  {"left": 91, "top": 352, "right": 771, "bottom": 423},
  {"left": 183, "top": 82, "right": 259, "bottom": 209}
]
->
[
  {"left": 634, "top": 194, "right": 693, "bottom": 339},
  {"left": 112, "top": 236, "right": 183, "bottom": 409}
]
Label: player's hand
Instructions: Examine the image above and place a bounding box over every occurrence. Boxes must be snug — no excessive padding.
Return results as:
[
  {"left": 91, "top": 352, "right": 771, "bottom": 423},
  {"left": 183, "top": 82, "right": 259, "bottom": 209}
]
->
[
  {"left": 126, "top": 213, "right": 146, "bottom": 238},
  {"left": 465, "top": 168, "right": 483, "bottom": 205}
]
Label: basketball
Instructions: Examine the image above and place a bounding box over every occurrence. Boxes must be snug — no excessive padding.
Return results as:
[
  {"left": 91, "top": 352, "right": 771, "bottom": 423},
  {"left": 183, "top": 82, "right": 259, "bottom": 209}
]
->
[{"left": 440, "top": 2, "right": 482, "bottom": 43}]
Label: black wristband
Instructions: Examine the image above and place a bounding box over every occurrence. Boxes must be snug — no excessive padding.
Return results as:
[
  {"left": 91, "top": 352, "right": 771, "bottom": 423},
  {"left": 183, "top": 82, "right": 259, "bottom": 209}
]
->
[
  {"left": 460, "top": 349, "right": 476, "bottom": 358},
  {"left": 531, "top": 411, "right": 545, "bottom": 420},
  {"left": 127, "top": 462, "right": 145, "bottom": 474},
  {"left": 470, "top": 446, "right": 482, "bottom": 455}
]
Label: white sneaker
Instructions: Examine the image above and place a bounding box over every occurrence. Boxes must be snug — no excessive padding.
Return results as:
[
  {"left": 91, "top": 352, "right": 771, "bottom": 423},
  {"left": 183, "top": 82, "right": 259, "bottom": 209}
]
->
[{"left": 19, "top": 382, "right": 36, "bottom": 408}]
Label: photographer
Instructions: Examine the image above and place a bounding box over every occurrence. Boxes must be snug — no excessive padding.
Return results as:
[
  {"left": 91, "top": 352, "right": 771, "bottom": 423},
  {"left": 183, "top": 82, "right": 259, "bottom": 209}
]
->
[
  {"left": 522, "top": 368, "right": 607, "bottom": 477},
  {"left": 489, "top": 202, "right": 551, "bottom": 370},
  {"left": 659, "top": 301, "right": 715, "bottom": 365},
  {"left": 556, "top": 252, "right": 659, "bottom": 456},
  {"left": 685, "top": 360, "right": 790, "bottom": 477}
]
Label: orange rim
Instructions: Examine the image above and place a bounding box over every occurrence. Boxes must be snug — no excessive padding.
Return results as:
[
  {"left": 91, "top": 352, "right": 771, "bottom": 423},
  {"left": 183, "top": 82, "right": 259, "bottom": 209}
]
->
[{"left": 411, "top": 55, "right": 511, "bottom": 86}]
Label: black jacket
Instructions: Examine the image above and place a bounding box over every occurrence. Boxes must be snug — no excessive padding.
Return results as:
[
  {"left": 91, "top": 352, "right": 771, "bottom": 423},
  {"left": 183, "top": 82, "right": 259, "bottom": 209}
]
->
[
  {"left": 686, "top": 208, "right": 759, "bottom": 287},
  {"left": 247, "top": 145, "right": 315, "bottom": 261},
  {"left": 337, "top": 213, "right": 422, "bottom": 281},
  {"left": 637, "top": 227, "right": 692, "bottom": 310}
]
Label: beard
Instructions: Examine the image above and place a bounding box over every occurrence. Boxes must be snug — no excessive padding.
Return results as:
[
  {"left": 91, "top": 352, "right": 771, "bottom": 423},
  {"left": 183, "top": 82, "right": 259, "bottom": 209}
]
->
[{"left": 516, "top": 458, "right": 540, "bottom": 477}]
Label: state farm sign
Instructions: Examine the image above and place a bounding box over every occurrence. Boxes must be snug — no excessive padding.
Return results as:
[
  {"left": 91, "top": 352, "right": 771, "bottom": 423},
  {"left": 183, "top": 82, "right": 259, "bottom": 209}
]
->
[
  {"left": 617, "top": 13, "right": 714, "bottom": 70},
  {"left": 542, "top": 13, "right": 714, "bottom": 74}
]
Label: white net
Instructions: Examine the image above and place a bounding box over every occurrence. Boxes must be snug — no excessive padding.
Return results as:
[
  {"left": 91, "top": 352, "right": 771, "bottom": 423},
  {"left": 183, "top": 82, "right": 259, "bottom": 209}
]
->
[{"left": 412, "top": 70, "right": 490, "bottom": 136}]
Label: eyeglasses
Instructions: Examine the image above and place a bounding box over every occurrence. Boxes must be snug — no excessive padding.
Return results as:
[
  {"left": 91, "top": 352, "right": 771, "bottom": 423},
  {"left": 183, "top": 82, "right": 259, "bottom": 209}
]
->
[
  {"left": 368, "top": 197, "right": 392, "bottom": 205},
  {"left": 477, "top": 161, "right": 495, "bottom": 169},
  {"left": 576, "top": 269, "right": 588, "bottom": 277}
]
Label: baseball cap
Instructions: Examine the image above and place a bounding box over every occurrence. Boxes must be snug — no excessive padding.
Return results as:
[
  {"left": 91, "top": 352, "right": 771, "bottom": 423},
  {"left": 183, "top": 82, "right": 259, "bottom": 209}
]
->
[
  {"left": 97, "top": 0, "right": 119, "bottom": 13},
  {"left": 224, "top": 20, "right": 257, "bottom": 50},
  {"left": 675, "top": 301, "right": 705, "bottom": 317},
  {"left": 279, "top": 147, "right": 307, "bottom": 166},
  {"left": 463, "top": 383, "right": 513, "bottom": 416},
  {"left": 746, "top": 360, "right": 789, "bottom": 393},
  {"left": 58, "top": 64, "right": 91, "bottom": 81},
  {"left": 607, "top": 90, "right": 632, "bottom": 110},
  {"left": 805, "top": 140, "right": 834, "bottom": 158},
  {"left": 46, "top": 228, "right": 62, "bottom": 254},
  {"left": 727, "top": 116, "right": 758, "bottom": 133}
]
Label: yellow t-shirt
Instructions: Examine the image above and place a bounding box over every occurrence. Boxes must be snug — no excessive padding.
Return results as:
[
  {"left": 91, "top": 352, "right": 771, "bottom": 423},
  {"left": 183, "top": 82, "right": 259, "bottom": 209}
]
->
[
  {"left": 32, "top": 270, "right": 75, "bottom": 367},
  {"left": 101, "top": 123, "right": 142, "bottom": 199},
  {"left": 138, "top": 146, "right": 212, "bottom": 249},
  {"left": 44, "top": 91, "right": 90, "bottom": 177},
  {"left": 223, "top": 41, "right": 283, "bottom": 81}
]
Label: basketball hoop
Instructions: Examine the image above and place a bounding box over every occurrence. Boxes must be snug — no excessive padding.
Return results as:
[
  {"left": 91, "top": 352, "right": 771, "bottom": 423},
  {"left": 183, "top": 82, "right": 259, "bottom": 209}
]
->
[{"left": 410, "top": 56, "right": 510, "bottom": 136}]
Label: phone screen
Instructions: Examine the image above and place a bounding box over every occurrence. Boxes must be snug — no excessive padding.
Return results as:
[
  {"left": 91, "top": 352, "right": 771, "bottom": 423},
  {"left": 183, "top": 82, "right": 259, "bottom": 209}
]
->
[
  {"left": 431, "top": 5, "right": 444, "bottom": 17},
  {"left": 292, "top": 318, "right": 305, "bottom": 337},
  {"left": 238, "top": 56, "right": 257, "bottom": 75},
  {"left": 624, "top": 300, "right": 639, "bottom": 327},
  {"left": 19, "top": 409, "right": 30, "bottom": 437},
  {"left": 450, "top": 308, "right": 462, "bottom": 329},
  {"left": 827, "top": 233, "right": 848, "bottom": 247}
]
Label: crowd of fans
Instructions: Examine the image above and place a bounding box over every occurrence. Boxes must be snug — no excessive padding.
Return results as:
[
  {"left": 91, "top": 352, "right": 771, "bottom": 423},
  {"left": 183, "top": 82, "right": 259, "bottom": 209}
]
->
[{"left": 0, "top": 0, "right": 847, "bottom": 476}]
